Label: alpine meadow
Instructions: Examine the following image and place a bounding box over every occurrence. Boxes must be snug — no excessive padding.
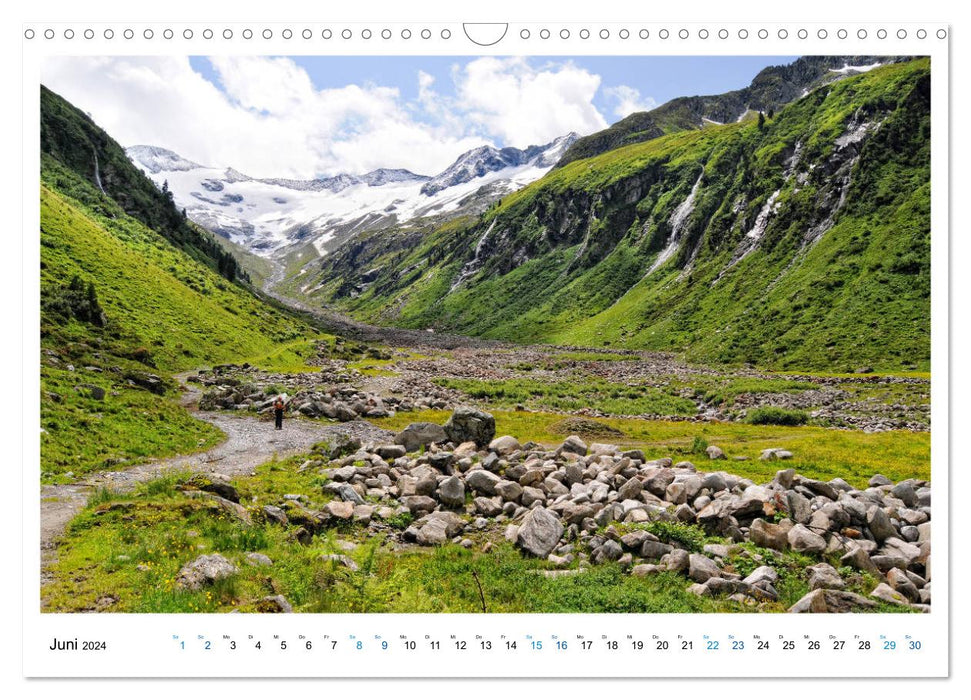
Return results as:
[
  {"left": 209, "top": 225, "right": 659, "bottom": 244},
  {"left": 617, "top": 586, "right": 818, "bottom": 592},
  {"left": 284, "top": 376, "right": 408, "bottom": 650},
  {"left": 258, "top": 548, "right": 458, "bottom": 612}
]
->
[{"left": 39, "top": 55, "right": 932, "bottom": 615}]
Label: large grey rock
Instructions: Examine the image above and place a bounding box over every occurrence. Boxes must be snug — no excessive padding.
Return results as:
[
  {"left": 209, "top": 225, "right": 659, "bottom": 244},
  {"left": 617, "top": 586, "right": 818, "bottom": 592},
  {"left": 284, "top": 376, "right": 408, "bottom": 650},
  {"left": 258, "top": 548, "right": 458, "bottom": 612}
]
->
[
  {"left": 688, "top": 553, "right": 722, "bottom": 583},
  {"left": 189, "top": 473, "right": 240, "bottom": 503},
  {"left": 262, "top": 505, "right": 288, "bottom": 526},
  {"left": 401, "top": 495, "right": 437, "bottom": 515},
  {"left": 887, "top": 568, "right": 921, "bottom": 602},
  {"left": 785, "top": 491, "right": 812, "bottom": 524},
  {"left": 665, "top": 482, "right": 687, "bottom": 505},
  {"left": 495, "top": 479, "right": 524, "bottom": 503},
  {"left": 395, "top": 422, "right": 448, "bottom": 452},
  {"left": 516, "top": 508, "right": 564, "bottom": 558},
  {"left": 774, "top": 469, "right": 796, "bottom": 489},
  {"left": 561, "top": 435, "right": 588, "bottom": 456},
  {"left": 466, "top": 469, "right": 502, "bottom": 495},
  {"left": 595, "top": 540, "right": 624, "bottom": 563},
  {"left": 640, "top": 540, "right": 673, "bottom": 560},
  {"left": 444, "top": 407, "right": 496, "bottom": 447},
  {"left": 787, "top": 524, "right": 827, "bottom": 554},
  {"left": 870, "top": 582, "right": 911, "bottom": 607},
  {"left": 176, "top": 554, "right": 238, "bottom": 590},
  {"left": 807, "top": 562, "right": 845, "bottom": 590},
  {"left": 617, "top": 477, "right": 642, "bottom": 501},
  {"left": 867, "top": 506, "right": 897, "bottom": 543},
  {"left": 333, "top": 483, "right": 365, "bottom": 505},
  {"left": 891, "top": 481, "right": 918, "bottom": 508},
  {"left": 661, "top": 549, "right": 690, "bottom": 574},
  {"left": 743, "top": 565, "right": 779, "bottom": 587},
  {"left": 416, "top": 518, "right": 450, "bottom": 545},
  {"left": 750, "top": 518, "right": 790, "bottom": 551},
  {"left": 801, "top": 479, "right": 838, "bottom": 500},
  {"left": 473, "top": 496, "right": 503, "bottom": 517},
  {"left": 488, "top": 435, "right": 521, "bottom": 456},
  {"left": 414, "top": 473, "right": 438, "bottom": 497},
  {"left": 415, "top": 511, "right": 466, "bottom": 538},
  {"left": 701, "top": 472, "right": 728, "bottom": 492},
  {"left": 620, "top": 529, "right": 653, "bottom": 550},
  {"left": 706, "top": 446, "right": 726, "bottom": 460},
  {"left": 326, "top": 500, "right": 355, "bottom": 520},
  {"left": 789, "top": 589, "right": 877, "bottom": 613},
  {"left": 427, "top": 452, "right": 455, "bottom": 472},
  {"left": 375, "top": 444, "right": 407, "bottom": 460},
  {"left": 644, "top": 469, "right": 676, "bottom": 497},
  {"left": 437, "top": 475, "right": 465, "bottom": 507},
  {"left": 841, "top": 546, "right": 880, "bottom": 574},
  {"left": 521, "top": 486, "right": 546, "bottom": 507}
]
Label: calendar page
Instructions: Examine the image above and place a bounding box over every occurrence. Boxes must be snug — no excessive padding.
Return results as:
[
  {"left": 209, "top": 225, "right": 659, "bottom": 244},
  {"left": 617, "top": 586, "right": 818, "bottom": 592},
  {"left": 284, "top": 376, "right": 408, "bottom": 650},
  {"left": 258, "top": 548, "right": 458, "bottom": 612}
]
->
[{"left": 19, "top": 2, "right": 951, "bottom": 682}]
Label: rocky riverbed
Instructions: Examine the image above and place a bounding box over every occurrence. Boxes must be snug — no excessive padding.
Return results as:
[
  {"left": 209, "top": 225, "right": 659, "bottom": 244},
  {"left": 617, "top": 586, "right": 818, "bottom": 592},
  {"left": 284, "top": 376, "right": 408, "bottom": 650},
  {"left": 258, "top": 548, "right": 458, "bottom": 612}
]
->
[
  {"left": 181, "top": 407, "right": 929, "bottom": 613},
  {"left": 190, "top": 343, "right": 929, "bottom": 433}
]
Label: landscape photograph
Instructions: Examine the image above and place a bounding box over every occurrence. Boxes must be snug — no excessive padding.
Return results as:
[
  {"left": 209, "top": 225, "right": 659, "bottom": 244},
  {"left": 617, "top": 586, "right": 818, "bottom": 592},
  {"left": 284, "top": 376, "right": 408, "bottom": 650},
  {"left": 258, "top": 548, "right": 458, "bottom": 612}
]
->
[{"left": 38, "top": 53, "right": 931, "bottom": 614}]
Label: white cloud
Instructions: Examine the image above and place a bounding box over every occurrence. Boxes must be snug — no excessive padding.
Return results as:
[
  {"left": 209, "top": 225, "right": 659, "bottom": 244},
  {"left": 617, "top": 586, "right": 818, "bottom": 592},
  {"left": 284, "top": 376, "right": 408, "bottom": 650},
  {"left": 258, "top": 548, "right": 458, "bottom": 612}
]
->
[
  {"left": 41, "top": 55, "right": 613, "bottom": 179},
  {"left": 603, "top": 85, "right": 658, "bottom": 119},
  {"left": 453, "top": 57, "right": 608, "bottom": 146}
]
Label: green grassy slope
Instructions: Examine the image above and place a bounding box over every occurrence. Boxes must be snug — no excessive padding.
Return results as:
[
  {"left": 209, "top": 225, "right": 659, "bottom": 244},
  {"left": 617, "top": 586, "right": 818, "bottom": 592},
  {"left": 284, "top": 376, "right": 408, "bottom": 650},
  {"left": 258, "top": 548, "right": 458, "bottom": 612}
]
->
[
  {"left": 40, "top": 155, "right": 315, "bottom": 480},
  {"left": 40, "top": 85, "right": 245, "bottom": 282},
  {"left": 307, "top": 59, "right": 930, "bottom": 373}
]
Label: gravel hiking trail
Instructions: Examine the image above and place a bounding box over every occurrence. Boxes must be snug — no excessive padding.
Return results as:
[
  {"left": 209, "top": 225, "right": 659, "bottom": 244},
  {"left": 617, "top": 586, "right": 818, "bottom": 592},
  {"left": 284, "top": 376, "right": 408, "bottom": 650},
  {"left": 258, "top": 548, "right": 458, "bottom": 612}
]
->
[{"left": 39, "top": 372, "right": 393, "bottom": 585}]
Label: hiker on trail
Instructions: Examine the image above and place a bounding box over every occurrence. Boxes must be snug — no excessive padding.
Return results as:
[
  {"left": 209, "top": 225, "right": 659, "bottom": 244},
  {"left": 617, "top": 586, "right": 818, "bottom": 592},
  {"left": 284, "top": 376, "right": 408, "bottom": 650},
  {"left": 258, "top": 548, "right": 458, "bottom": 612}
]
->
[{"left": 273, "top": 395, "right": 285, "bottom": 430}]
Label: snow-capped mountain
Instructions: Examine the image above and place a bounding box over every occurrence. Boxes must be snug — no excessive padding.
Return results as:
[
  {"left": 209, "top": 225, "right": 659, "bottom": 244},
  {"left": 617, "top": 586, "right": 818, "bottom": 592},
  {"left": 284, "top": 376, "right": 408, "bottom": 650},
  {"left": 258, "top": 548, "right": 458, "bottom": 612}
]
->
[
  {"left": 421, "top": 133, "right": 578, "bottom": 195},
  {"left": 125, "top": 133, "right": 579, "bottom": 256},
  {"left": 126, "top": 145, "right": 203, "bottom": 174}
]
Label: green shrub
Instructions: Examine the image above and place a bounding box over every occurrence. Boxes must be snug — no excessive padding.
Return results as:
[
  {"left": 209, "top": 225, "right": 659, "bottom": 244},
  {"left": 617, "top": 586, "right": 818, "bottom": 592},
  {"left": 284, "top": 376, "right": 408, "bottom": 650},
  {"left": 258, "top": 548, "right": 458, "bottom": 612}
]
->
[
  {"left": 690, "top": 435, "right": 709, "bottom": 454},
  {"left": 642, "top": 521, "right": 707, "bottom": 553},
  {"left": 746, "top": 407, "right": 809, "bottom": 426}
]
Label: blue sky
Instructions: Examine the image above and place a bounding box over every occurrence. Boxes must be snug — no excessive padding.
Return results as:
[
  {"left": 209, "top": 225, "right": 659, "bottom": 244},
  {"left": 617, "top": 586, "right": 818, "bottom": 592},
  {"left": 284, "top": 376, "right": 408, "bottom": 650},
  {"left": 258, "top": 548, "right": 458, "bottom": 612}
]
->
[
  {"left": 45, "top": 55, "right": 799, "bottom": 178},
  {"left": 189, "top": 55, "right": 797, "bottom": 131}
]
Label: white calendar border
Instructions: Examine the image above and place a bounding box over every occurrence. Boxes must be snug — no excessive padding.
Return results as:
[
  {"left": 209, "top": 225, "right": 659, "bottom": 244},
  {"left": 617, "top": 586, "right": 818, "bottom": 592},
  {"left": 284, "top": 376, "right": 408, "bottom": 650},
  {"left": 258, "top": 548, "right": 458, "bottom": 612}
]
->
[{"left": 18, "top": 12, "right": 950, "bottom": 680}]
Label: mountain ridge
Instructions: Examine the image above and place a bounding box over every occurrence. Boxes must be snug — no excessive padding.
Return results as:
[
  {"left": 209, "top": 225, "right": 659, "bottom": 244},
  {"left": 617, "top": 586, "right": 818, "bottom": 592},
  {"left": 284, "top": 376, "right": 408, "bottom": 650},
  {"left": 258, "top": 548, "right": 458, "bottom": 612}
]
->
[
  {"left": 554, "top": 55, "right": 907, "bottom": 169},
  {"left": 125, "top": 133, "right": 579, "bottom": 254},
  {"left": 295, "top": 59, "right": 930, "bottom": 372}
]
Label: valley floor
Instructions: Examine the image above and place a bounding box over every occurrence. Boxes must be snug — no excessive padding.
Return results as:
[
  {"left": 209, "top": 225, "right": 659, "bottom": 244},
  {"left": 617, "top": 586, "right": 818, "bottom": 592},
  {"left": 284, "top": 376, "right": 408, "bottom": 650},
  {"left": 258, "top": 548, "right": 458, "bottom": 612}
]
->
[{"left": 40, "top": 293, "right": 931, "bottom": 614}]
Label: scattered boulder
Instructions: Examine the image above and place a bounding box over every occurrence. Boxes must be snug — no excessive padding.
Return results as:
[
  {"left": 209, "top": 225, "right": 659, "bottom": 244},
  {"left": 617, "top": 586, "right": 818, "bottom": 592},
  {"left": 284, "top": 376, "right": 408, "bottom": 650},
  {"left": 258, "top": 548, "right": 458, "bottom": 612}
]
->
[
  {"left": 466, "top": 469, "right": 502, "bottom": 496},
  {"left": 176, "top": 554, "right": 237, "bottom": 590},
  {"left": 870, "top": 582, "right": 911, "bottom": 607},
  {"left": 688, "top": 554, "right": 722, "bottom": 583},
  {"left": 561, "top": 435, "right": 589, "bottom": 456},
  {"left": 516, "top": 508, "right": 564, "bottom": 558},
  {"left": 444, "top": 407, "right": 496, "bottom": 447},
  {"left": 244, "top": 552, "right": 273, "bottom": 567},
  {"left": 326, "top": 501, "right": 355, "bottom": 520},
  {"left": 750, "top": 518, "right": 790, "bottom": 551},
  {"left": 789, "top": 589, "right": 877, "bottom": 613},
  {"left": 438, "top": 475, "right": 466, "bottom": 507},
  {"left": 787, "top": 524, "right": 827, "bottom": 554},
  {"left": 806, "top": 562, "right": 845, "bottom": 590},
  {"left": 489, "top": 435, "right": 521, "bottom": 456},
  {"left": 395, "top": 422, "right": 448, "bottom": 452},
  {"left": 255, "top": 595, "right": 292, "bottom": 613}
]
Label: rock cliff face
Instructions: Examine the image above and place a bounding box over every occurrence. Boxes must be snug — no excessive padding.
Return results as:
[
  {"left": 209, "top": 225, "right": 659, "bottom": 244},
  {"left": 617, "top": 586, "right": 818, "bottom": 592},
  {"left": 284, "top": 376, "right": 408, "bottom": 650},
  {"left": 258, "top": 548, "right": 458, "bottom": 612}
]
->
[{"left": 304, "top": 59, "right": 930, "bottom": 372}]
